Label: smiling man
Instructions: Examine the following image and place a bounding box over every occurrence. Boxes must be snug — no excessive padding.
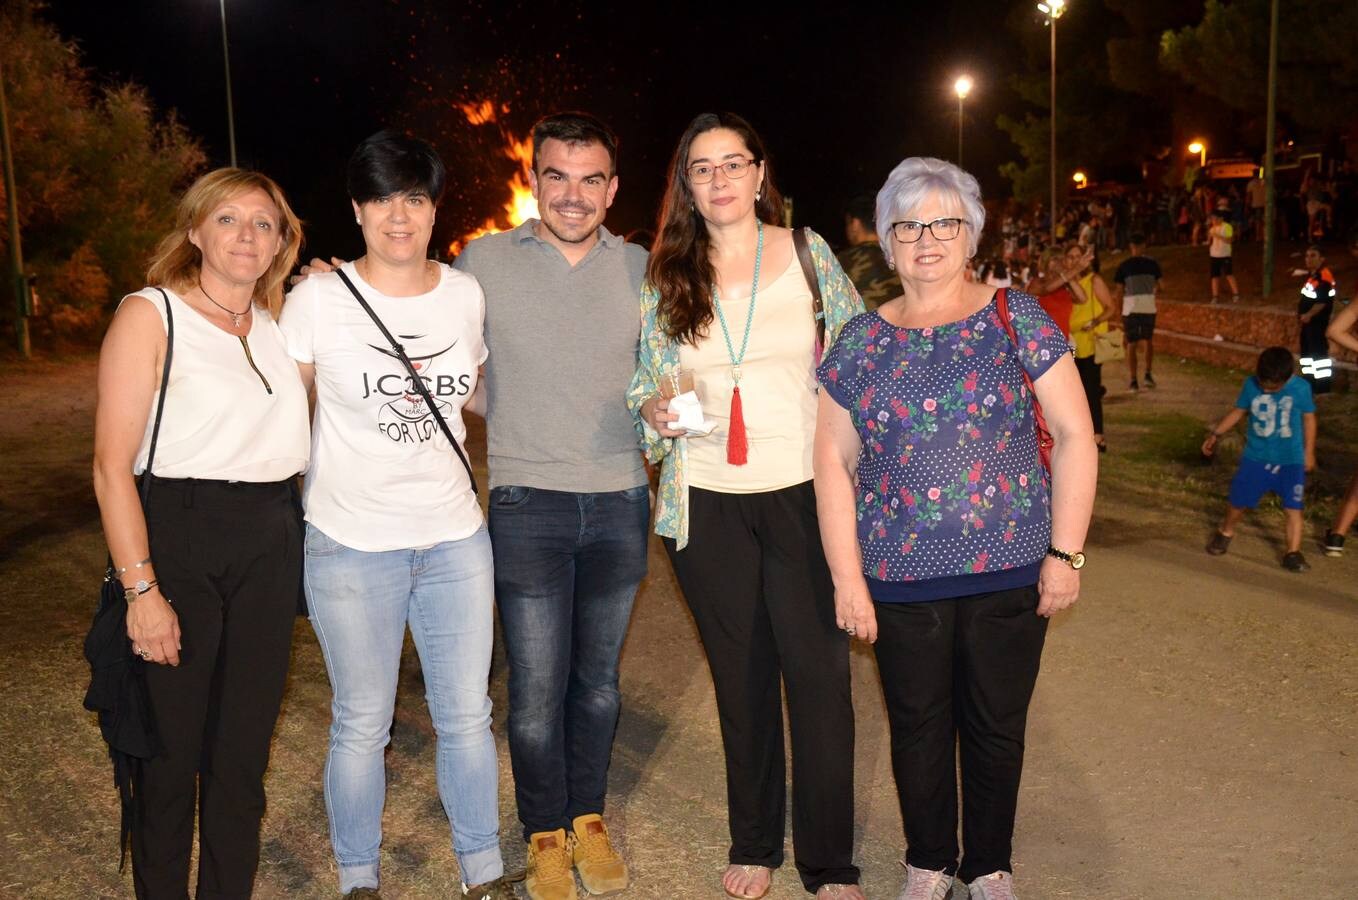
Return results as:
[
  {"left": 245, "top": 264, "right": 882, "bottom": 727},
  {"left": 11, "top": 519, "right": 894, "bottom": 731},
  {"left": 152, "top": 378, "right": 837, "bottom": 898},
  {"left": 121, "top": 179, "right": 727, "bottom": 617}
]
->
[{"left": 453, "top": 113, "right": 648, "bottom": 900}]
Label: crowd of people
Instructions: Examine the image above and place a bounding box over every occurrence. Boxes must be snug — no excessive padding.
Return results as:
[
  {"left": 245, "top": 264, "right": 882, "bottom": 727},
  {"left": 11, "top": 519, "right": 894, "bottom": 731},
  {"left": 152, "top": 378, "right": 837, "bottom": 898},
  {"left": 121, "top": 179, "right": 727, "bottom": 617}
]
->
[{"left": 88, "top": 106, "right": 1354, "bottom": 900}]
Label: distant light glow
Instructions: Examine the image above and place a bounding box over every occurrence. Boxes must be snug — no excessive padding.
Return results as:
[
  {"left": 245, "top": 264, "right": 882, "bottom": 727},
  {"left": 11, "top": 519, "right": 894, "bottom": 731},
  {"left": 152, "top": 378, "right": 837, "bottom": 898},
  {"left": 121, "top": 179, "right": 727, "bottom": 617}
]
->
[
  {"left": 954, "top": 75, "right": 973, "bottom": 100},
  {"left": 1072, "top": 170, "right": 1087, "bottom": 187},
  {"left": 1038, "top": 0, "right": 1067, "bottom": 19}
]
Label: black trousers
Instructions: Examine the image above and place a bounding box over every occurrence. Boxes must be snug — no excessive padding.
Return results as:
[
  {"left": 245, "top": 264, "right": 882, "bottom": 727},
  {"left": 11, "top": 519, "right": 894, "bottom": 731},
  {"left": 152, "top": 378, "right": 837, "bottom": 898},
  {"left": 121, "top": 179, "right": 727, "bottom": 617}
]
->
[
  {"left": 133, "top": 477, "right": 301, "bottom": 900},
  {"left": 664, "top": 481, "right": 859, "bottom": 892},
  {"left": 1074, "top": 355, "right": 1104, "bottom": 434},
  {"left": 872, "top": 585, "right": 1048, "bottom": 883}
]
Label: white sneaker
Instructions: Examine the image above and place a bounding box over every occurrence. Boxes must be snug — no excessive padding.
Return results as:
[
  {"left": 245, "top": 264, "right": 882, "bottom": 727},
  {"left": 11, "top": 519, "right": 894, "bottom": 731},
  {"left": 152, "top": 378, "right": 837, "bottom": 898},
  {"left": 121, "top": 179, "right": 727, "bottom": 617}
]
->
[
  {"left": 966, "top": 870, "right": 1017, "bottom": 900},
  {"left": 896, "top": 863, "right": 954, "bottom": 900}
]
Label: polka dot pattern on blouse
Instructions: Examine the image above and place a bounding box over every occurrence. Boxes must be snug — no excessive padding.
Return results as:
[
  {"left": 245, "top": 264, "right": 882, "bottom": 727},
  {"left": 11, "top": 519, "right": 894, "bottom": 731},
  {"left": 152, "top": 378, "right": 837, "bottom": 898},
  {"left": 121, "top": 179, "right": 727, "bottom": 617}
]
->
[{"left": 817, "top": 290, "right": 1071, "bottom": 594}]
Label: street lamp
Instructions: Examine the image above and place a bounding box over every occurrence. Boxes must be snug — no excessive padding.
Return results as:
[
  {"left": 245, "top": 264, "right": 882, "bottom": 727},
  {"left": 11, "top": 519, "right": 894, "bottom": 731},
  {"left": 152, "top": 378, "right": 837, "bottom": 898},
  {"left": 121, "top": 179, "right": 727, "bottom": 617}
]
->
[
  {"left": 1038, "top": 0, "right": 1068, "bottom": 242},
  {"left": 954, "top": 75, "right": 973, "bottom": 167},
  {"left": 1188, "top": 140, "right": 1206, "bottom": 169},
  {"left": 220, "top": 0, "right": 237, "bottom": 166},
  {"left": 1072, "top": 170, "right": 1087, "bottom": 189}
]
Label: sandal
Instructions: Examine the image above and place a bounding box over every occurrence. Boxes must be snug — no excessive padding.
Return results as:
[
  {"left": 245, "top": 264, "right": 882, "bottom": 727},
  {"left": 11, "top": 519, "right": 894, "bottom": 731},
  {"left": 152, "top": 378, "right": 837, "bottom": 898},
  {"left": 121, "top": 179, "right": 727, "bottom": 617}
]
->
[
  {"left": 723, "top": 864, "right": 773, "bottom": 900},
  {"left": 816, "top": 884, "right": 866, "bottom": 899}
]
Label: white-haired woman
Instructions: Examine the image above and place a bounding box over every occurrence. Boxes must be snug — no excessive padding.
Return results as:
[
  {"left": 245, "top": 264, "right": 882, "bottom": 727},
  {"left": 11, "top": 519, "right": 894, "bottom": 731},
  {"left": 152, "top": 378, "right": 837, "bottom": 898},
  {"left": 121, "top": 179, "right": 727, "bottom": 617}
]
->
[{"left": 813, "top": 158, "right": 1097, "bottom": 900}]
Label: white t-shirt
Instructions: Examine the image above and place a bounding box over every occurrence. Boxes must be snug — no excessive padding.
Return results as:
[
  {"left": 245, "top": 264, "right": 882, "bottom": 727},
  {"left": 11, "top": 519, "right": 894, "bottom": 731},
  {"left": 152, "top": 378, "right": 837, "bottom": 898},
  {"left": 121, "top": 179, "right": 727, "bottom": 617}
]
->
[
  {"left": 128, "top": 288, "right": 309, "bottom": 482},
  {"left": 279, "top": 262, "right": 487, "bottom": 551}
]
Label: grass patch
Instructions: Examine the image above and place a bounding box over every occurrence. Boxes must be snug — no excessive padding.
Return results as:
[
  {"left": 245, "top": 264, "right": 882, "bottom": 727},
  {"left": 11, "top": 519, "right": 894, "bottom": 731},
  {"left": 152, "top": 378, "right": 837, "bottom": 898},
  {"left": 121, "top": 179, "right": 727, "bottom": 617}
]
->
[{"left": 1099, "top": 376, "right": 1357, "bottom": 534}]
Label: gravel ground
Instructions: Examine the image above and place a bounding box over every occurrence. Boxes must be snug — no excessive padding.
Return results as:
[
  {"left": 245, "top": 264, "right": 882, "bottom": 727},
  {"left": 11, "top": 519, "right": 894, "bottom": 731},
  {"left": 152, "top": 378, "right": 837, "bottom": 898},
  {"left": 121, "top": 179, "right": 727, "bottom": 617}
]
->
[{"left": 0, "top": 351, "right": 1354, "bottom": 899}]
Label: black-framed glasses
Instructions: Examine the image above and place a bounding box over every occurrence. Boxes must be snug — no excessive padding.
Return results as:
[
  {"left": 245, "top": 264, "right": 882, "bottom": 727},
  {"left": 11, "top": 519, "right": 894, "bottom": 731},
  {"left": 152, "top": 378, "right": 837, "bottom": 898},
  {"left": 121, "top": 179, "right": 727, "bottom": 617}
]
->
[
  {"left": 891, "top": 217, "right": 967, "bottom": 243},
  {"left": 686, "top": 157, "right": 759, "bottom": 184}
]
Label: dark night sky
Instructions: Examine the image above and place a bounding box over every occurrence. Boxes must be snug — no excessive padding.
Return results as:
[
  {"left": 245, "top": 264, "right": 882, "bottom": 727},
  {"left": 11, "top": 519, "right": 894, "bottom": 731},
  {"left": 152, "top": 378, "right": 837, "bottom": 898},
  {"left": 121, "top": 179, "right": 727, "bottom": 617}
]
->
[{"left": 48, "top": 0, "right": 1027, "bottom": 259}]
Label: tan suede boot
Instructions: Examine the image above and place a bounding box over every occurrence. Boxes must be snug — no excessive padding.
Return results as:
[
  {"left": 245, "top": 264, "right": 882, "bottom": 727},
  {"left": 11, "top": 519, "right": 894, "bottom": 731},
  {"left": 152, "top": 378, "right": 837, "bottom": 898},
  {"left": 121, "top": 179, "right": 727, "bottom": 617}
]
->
[
  {"left": 570, "top": 814, "right": 628, "bottom": 895},
  {"left": 526, "top": 829, "right": 577, "bottom": 900}
]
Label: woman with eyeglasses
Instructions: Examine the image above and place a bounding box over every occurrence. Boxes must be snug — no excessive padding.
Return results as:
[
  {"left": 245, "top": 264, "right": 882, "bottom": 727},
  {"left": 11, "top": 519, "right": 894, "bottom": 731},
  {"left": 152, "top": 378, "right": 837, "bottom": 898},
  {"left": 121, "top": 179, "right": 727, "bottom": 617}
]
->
[
  {"left": 813, "top": 158, "right": 1097, "bottom": 900},
  {"left": 629, "top": 112, "right": 865, "bottom": 900}
]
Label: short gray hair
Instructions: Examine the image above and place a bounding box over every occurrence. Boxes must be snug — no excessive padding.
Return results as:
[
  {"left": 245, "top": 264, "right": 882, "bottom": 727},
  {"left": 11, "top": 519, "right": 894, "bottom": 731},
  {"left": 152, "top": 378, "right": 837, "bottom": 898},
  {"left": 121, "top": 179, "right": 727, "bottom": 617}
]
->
[{"left": 875, "top": 157, "right": 985, "bottom": 258}]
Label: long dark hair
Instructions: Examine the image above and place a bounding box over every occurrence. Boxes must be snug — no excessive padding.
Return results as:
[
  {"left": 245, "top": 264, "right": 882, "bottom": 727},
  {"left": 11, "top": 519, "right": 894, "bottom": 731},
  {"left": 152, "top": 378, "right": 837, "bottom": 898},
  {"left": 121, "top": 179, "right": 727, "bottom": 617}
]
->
[{"left": 648, "top": 112, "right": 784, "bottom": 345}]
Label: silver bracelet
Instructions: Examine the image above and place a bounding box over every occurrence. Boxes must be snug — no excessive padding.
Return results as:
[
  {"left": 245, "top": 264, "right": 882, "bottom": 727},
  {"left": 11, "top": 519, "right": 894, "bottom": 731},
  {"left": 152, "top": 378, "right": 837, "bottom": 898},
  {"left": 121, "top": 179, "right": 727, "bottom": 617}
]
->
[{"left": 113, "top": 556, "right": 152, "bottom": 576}]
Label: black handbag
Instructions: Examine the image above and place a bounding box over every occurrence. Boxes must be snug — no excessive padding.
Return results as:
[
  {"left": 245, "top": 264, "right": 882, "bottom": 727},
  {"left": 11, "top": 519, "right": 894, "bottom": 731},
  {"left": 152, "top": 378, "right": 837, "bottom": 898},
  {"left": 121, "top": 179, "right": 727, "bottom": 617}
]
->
[
  {"left": 82, "top": 287, "right": 173, "bottom": 868},
  {"left": 792, "top": 227, "right": 827, "bottom": 363},
  {"left": 335, "top": 267, "right": 479, "bottom": 493}
]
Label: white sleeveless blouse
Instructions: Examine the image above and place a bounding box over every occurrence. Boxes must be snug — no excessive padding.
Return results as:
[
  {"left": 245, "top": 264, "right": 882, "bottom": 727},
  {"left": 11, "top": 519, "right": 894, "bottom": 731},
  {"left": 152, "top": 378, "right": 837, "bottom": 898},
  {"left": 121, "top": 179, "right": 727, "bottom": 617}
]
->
[{"left": 128, "top": 287, "right": 309, "bottom": 482}]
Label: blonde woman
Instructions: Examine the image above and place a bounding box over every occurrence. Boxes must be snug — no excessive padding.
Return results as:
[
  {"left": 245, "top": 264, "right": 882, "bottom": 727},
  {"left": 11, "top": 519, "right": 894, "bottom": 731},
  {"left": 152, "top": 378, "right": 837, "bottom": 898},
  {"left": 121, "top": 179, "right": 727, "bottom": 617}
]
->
[{"left": 93, "top": 168, "right": 307, "bottom": 898}]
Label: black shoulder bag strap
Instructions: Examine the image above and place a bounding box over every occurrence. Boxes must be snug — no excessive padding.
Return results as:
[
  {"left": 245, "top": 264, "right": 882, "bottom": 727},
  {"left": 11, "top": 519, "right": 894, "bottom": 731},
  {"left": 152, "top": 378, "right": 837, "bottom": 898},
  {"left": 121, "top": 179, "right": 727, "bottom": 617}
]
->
[
  {"left": 141, "top": 288, "right": 174, "bottom": 498},
  {"left": 106, "top": 287, "right": 173, "bottom": 575},
  {"left": 109, "top": 287, "right": 173, "bottom": 869},
  {"left": 792, "top": 226, "right": 826, "bottom": 349},
  {"left": 334, "top": 267, "right": 479, "bottom": 494}
]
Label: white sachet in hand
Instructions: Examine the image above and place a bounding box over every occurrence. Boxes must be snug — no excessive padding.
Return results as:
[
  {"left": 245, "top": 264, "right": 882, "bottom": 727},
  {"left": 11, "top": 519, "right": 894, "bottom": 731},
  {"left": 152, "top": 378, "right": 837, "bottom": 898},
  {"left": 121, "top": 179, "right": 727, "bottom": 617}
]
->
[{"left": 669, "top": 390, "right": 717, "bottom": 436}]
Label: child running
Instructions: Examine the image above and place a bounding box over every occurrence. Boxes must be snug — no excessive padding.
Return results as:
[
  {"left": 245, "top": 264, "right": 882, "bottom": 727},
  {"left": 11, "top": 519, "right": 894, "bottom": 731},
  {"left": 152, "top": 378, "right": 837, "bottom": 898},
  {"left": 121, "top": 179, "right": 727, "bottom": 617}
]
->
[{"left": 1202, "top": 346, "right": 1316, "bottom": 571}]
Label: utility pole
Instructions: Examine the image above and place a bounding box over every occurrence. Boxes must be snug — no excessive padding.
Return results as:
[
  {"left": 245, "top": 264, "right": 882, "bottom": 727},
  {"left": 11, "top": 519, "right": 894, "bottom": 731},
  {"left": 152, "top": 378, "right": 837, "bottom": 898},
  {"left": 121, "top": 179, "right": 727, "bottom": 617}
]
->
[
  {"left": 954, "top": 75, "right": 973, "bottom": 168},
  {"left": 220, "top": 0, "right": 237, "bottom": 166},
  {"left": 1049, "top": 16, "right": 1057, "bottom": 243},
  {"left": 1261, "top": 0, "right": 1279, "bottom": 298},
  {"left": 0, "top": 57, "right": 30, "bottom": 358},
  {"left": 1038, "top": 1, "right": 1067, "bottom": 242}
]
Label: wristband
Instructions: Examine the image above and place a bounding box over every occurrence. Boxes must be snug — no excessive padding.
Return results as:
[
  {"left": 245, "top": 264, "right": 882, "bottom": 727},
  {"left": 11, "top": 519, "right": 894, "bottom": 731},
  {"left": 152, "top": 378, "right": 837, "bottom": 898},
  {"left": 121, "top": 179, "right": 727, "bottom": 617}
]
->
[{"left": 113, "top": 556, "right": 153, "bottom": 577}]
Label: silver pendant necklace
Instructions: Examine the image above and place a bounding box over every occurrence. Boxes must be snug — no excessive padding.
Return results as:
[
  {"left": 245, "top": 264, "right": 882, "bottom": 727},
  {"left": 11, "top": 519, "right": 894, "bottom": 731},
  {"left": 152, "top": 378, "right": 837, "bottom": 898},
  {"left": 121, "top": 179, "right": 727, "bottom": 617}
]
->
[{"left": 200, "top": 282, "right": 251, "bottom": 327}]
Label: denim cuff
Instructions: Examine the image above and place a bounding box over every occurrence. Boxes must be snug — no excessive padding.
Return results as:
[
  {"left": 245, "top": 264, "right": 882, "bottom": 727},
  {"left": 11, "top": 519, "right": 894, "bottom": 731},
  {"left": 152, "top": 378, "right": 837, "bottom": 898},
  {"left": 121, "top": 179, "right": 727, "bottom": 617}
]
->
[
  {"left": 338, "top": 861, "right": 380, "bottom": 894},
  {"left": 458, "top": 843, "right": 505, "bottom": 888}
]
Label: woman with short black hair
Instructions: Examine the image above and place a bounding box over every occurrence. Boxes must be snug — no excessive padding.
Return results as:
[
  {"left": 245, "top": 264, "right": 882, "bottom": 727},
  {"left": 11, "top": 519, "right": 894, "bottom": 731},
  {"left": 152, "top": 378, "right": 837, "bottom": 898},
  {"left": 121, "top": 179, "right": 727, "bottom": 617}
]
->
[{"left": 279, "top": 131, "right": 514, "bottom": 899}]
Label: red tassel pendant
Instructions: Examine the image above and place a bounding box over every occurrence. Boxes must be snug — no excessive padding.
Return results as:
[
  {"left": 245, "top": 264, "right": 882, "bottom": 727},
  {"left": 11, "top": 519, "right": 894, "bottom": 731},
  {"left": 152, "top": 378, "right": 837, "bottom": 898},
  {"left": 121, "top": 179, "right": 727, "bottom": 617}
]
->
[{"left": 727, "top": 384, "right": 749, "bottom": 465}]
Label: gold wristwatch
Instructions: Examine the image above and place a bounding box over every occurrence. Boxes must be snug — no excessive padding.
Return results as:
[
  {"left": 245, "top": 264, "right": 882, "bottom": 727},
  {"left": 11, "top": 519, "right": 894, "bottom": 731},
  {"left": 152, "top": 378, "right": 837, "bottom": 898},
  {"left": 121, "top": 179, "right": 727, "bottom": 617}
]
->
[{"left": 1046, "top": 545, "right": 1086, "bottom": 570}]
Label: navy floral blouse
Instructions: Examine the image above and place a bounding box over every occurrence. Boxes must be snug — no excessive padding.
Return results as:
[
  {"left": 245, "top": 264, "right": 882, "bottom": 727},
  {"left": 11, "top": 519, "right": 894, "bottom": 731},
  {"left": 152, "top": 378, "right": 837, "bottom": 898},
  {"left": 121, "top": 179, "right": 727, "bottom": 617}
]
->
[{"left": 816, "top": 289, "right": 1071, "bottom": 602}]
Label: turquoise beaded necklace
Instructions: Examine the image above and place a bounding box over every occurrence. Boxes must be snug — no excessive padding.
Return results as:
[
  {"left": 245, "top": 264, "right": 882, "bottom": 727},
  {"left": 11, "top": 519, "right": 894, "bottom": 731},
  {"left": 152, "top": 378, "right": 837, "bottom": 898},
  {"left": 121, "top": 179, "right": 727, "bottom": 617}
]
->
[
  {"left": 711, "top": 219, "right": 763, "bottom": 387},
  {"left": 710, "top": 219, "right": 762, "bottom": 465}
]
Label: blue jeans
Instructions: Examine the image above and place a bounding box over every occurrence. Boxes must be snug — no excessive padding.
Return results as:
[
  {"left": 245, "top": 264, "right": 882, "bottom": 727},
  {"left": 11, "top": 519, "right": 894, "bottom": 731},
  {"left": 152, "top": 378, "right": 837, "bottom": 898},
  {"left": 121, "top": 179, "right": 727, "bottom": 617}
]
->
[
  {"left": 304, "top": 524, "right": 503, "bottom": 893},
  {"left": 488, "top": 485, "right": 649, "bottom": 840}
]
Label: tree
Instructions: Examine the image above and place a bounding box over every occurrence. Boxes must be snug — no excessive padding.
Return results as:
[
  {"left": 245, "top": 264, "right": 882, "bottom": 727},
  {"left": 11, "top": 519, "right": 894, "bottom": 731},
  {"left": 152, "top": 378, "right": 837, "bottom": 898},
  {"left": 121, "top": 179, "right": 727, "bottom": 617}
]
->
[
  {"left": 996, "top": 4, "right": 1154, "bottom": 201},
  {"left": 0, "top": 2, "right": 203, "bottom": 339},
  {"left": 1160, "top": 0, "right": 1358, "bottom": 132}
]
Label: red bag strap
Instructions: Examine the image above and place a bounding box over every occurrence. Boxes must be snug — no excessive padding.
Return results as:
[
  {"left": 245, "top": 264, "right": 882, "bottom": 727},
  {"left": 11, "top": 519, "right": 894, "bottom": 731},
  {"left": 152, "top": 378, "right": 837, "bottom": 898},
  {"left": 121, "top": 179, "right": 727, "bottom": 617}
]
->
[{"left": 996, "top": 288, "right": 1054, "bottom": 472}]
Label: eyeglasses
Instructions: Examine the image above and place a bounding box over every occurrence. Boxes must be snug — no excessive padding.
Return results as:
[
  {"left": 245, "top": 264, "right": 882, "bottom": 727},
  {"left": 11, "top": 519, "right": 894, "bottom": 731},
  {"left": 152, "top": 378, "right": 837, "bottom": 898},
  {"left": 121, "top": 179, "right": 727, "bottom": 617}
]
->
[
  {"left": 686, "top": 158, "right": 759, "bottom": 185},
  {"left": 890, "top": 217, "right": 967, "bottom": 243}
]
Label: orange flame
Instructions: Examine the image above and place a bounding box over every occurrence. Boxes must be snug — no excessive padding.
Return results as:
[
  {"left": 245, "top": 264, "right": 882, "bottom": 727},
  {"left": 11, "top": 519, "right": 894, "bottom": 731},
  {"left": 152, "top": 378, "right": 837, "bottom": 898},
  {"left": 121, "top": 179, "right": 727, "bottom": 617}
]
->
[{"left": 449, "top": 102, "right": 539, "bottom": 257}]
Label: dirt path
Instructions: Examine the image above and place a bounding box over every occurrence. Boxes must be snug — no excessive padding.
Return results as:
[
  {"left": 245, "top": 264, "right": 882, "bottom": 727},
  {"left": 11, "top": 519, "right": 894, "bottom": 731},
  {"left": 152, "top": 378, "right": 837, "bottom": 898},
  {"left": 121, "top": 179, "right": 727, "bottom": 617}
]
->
[{"left": 0, "top": 352, "right": 1354, "bottom": 898}]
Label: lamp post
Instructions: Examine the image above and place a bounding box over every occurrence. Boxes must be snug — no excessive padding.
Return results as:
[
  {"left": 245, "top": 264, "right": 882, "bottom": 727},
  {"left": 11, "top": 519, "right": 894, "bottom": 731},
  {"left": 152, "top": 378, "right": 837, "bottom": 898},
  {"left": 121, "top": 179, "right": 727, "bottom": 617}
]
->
[
  {"left": 954, "top": 75, "right": 973, "bottom": 167},
  {"left": 219, "top": 0, "right": 237, "bottom": 166},
  {"left": 1262, "top": 0, "right": 1279, "bottom": 297},
  {"left": 1188, "top": 140, "right": 1206, "bottom": 169},
  {"left": 1038, "top": 0, "right": 1068, "bottom": 243}
]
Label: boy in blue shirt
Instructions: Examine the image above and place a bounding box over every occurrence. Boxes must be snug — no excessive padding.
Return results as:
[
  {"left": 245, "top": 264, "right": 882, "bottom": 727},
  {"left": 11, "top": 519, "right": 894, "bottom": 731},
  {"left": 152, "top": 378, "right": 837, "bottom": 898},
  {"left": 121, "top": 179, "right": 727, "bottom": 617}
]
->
[{"left": 1202, "top": 346, "right": 1317, "bottom": 570}]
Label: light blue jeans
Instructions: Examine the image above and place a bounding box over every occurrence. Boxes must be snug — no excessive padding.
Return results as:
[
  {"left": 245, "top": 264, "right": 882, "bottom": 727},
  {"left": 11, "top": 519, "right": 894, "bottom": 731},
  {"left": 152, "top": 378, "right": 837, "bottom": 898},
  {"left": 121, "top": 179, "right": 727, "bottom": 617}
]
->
[{"left": 305, "top": 523, "right": 503, "bottom": 893}]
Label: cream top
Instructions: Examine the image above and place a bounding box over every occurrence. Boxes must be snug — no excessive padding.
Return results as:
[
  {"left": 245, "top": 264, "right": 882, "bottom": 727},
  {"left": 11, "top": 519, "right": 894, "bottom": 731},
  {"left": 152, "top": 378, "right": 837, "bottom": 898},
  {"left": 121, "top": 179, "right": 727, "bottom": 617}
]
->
[
  {"left": 679, "top": 258, "right": 819, "bottom": 493},
  {"left": 129, "top": 287, "right": 309, "bottom": 482}
]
